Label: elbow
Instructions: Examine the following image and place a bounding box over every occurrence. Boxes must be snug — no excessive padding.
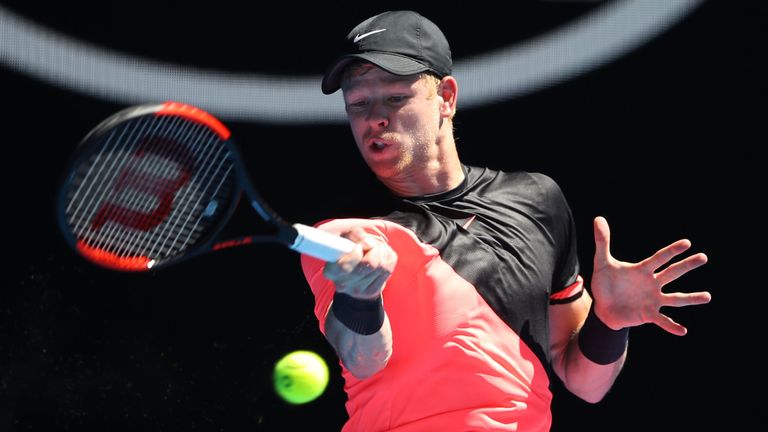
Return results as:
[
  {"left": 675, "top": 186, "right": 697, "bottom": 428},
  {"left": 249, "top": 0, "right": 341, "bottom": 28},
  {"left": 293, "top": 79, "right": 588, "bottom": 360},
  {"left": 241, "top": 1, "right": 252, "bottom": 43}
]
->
[
  {"left": 346, "top": 362, "right": 385, "bottom": 380},
  {"left": 326, "top": 313, "right": 394, "bottom": 380},
  {"left": 342, "top": 351, "right": 390, "bottom": 380},
  {"left": 560, "top": 364, "right": 622, "bottom": 404},
  {"left": 560, "top": 374, "right": 611, "bottom": 404},
  {"left": 561, "top": 361, "right": 624, "bottom": 404},
  {"left": 574, "top": 388, "right": 609, "bottom": 404},
  {"left": 556, "top": 355, "right": 625, "bottom": 404}
]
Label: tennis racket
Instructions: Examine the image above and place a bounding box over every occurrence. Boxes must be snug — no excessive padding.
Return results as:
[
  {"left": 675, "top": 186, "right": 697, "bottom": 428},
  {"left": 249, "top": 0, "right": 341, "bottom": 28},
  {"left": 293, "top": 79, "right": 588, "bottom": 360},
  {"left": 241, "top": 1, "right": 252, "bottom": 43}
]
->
[{"left": 56, "top": 101, "right": 355, "bottom": 272}]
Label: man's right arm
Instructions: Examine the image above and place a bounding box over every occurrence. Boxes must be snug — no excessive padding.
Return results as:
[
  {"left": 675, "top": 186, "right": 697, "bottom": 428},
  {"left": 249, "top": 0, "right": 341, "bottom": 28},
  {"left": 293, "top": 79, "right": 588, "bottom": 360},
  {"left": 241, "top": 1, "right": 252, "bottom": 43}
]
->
[
  {"left": 325, "top": 307, "right": 393, "bottom": 379},
  {"left": 321, "top": 227, "right": 398, "bottom": 379}
]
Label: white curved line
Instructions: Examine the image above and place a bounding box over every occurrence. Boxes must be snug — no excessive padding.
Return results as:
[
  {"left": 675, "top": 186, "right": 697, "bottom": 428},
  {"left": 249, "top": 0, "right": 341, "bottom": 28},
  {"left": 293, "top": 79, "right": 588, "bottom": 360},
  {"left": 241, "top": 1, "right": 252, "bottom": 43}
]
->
[{"left": 0, "top": 0, "right": 702, "bottom": 124}]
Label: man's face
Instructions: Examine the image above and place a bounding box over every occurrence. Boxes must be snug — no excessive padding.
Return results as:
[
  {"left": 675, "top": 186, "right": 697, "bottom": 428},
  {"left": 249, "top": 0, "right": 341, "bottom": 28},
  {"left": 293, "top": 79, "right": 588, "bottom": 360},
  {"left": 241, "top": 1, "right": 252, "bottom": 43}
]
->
[{"left": 341, "top": 66, "right": 443, "bottom": 182}]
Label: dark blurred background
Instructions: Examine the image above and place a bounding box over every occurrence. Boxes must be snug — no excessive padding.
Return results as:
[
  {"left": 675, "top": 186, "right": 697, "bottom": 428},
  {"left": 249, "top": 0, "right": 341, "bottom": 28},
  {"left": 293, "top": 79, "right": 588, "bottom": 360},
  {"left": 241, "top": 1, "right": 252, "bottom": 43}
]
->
[{"left": 1, "top": 1, "right": 760, "bottom": 431}]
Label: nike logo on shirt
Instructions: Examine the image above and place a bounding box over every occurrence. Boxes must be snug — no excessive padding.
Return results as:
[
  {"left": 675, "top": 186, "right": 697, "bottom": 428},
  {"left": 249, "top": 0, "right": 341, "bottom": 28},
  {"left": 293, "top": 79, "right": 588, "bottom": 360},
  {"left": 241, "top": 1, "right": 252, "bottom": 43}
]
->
[
  {"left": 353, "top": 29, "right": 387, "bottom": 43},
  {"left": 462, "top": 215, "right": 477, "bottom": 230}
]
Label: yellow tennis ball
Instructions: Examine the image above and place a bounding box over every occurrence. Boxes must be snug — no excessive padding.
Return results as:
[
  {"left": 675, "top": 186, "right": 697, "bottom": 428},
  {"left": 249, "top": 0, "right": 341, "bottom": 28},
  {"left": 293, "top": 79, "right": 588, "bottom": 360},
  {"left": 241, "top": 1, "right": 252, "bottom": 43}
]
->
[{"left": 273, "top": 350, "right": 329, "bottom": 404}]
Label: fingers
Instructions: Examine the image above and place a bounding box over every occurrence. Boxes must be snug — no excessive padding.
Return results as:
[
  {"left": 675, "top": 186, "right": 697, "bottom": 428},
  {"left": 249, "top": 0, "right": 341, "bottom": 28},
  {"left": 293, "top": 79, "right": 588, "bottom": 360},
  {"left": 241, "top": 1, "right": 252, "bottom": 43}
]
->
[
  {"left": 324, "top": 228, "right": 397, "bottom": 298},
  {"left": 653, "top": 313, "right": 688, "bottom": 336},
  {"left": 655, "top": 252, "right": 708, "bottom": 285},
  {"left": 662, "top": 291, "right": 712, "bottom": 307},
  {"left": 355, "top": 242, "right": 398, "bottom": 277},
  {"left": 330, "top": 242, "right": 365, "bottom": 274},
  {"left": 341, "top": 227, "right": 374, "bottom": 245},
  {"left": 592, "top": 216, "right": 611, "bottom": 265},
  {"left": 642, "top": 238, "right": 695, "bottom": 271},
  {"left": 653, "top": 292, "right": 711, "bottom": 336}
]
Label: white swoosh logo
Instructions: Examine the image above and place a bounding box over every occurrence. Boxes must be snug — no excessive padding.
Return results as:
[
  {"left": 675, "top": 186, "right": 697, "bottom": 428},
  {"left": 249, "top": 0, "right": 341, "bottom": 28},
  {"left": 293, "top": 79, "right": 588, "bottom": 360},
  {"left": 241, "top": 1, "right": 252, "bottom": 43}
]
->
[{"left": 353, "top": 28, "right": 387, "bottom": 43}]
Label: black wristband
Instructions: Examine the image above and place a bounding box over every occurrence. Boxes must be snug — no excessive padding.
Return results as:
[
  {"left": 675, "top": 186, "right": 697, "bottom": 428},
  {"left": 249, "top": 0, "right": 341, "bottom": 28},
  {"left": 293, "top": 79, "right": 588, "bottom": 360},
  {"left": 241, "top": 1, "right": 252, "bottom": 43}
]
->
[
  {"left": 578, "top": 305, "right": 629, "bottom": 365},
  {"left": 331, "top": 292, "right": 385, "bottom": 335}
]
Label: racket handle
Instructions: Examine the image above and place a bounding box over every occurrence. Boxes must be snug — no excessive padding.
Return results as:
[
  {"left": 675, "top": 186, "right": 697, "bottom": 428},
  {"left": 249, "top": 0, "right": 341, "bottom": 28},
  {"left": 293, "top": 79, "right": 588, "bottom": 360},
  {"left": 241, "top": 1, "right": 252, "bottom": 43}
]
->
[{"left": 290, "top": 223, "right": 357, "bottom": 262}]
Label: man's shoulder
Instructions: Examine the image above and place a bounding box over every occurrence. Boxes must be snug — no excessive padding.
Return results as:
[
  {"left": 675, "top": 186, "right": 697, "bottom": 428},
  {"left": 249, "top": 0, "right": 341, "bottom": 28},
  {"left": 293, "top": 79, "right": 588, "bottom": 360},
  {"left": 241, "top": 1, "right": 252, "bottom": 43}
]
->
[{"left": 466, "top": 165, "right": 561, "bottom": 193}]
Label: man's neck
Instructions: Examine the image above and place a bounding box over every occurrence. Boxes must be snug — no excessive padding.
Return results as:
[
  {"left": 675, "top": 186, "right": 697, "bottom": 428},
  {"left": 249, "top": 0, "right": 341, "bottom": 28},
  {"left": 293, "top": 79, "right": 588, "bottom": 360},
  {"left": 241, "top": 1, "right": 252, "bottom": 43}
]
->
[{"left": 382, "top": 150, "right": 465, "bottom": 198}]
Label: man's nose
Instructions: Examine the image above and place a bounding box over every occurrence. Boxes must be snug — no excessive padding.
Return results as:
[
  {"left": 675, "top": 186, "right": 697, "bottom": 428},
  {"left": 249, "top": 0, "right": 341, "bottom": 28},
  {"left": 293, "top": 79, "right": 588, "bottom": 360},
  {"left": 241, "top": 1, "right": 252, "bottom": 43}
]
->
[{"left": 366, "top": 100, "right": 389, "bottom": 128}]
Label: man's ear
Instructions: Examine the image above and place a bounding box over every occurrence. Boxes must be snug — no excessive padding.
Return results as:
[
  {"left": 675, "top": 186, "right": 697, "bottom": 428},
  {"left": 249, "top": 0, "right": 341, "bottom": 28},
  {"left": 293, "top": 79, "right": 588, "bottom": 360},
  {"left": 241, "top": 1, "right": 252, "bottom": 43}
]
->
[{"left": 438, "top": 76, "right": 458, "bottom": 118}]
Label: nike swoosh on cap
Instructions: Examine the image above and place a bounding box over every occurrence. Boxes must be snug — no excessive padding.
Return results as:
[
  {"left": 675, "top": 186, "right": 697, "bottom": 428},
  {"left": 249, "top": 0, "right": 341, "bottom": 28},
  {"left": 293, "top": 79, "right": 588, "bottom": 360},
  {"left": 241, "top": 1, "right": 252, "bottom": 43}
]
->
[{"left": 353, "top": 29, "right": 387, "bottom": 43}]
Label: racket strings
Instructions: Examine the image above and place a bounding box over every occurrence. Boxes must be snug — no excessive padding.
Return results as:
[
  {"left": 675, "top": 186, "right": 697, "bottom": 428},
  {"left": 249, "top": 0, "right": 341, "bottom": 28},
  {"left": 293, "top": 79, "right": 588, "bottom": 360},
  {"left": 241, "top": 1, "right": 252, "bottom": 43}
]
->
[
  {"left": 70, "top": 115, "right": 178, "bottom": 258},
  {"left": 121, "top": 116, "right": 208, "bottom": 258},
  {"left": 81, "top": 117, "right": 225, "bottom": 261},
  {"left": 109, "top": 117, "right": 206, "bottom": 260},
  {"left": 89, "top": 116, "right": 183, "bottom": 255},
  {"left": 69, "top": 115, "right": 161, "bottom": 247},
  {"left": 66, "top": 114, "right": 237, "bottom": 267},
  {"left": 113, "top": 118, "right": 232, "bottom": 261},
  {"left": 67, "top": 115, "right": 152, "bottom": 229},
  {"left": 90, "top": 117, "right": 185, "bottom": 254},
  {"left": 144, "top": 121, "right": 233, "bottom": 261},
  {"left": 163, "top": 137, "right": 232, "bottom": 256}
]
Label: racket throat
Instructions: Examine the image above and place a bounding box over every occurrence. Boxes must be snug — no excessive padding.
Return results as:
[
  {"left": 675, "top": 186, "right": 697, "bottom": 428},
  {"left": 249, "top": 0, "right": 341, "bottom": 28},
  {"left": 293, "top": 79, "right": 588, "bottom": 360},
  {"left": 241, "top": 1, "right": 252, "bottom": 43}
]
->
[{"left": 277, "top": 223, "right": 299, "bottom": 244}]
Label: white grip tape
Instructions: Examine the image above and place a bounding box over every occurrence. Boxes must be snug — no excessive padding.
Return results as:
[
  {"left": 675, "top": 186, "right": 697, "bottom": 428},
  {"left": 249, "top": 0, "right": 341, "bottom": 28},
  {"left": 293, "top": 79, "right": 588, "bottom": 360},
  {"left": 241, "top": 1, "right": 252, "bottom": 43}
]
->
[{"left": 290, "top": 223, "right": 356, "bottom": 262}]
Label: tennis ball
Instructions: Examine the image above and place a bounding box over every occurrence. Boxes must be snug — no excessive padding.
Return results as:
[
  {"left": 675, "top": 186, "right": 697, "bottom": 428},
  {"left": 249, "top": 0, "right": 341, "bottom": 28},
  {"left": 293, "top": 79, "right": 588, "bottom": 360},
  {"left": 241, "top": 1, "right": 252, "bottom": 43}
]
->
[{"left": 273, "top": 350, "right": 329, "bottom": 404}]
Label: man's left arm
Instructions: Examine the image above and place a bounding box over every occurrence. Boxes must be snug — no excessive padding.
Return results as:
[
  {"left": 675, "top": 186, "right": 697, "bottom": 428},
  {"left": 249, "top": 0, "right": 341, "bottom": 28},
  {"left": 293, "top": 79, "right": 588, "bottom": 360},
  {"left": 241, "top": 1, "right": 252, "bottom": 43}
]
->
[{"left": 549, "top": 216, "right": 710, "bottom": 403}]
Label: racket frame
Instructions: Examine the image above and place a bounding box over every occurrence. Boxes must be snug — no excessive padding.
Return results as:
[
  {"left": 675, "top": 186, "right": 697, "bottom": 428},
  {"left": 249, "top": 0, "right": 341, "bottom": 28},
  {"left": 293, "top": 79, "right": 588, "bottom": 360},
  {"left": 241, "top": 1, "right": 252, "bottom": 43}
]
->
[{"left": 56, "top": 101, "right": 353, "bottom": 272}]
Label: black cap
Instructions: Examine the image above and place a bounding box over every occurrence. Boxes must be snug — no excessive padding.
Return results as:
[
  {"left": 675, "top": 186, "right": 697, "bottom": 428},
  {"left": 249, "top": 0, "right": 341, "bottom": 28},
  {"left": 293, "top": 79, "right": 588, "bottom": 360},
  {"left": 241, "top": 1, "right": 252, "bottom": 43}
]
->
[{"left": 321, "top": 10, "right": 452, "bottom": 95}]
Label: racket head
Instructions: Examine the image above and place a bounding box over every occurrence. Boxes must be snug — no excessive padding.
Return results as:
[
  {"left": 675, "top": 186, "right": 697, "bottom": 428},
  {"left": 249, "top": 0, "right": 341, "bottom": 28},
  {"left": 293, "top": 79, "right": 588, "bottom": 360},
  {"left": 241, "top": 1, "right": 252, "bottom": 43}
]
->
[{"left": 57, "top": 101, "right": 256, "bottom": 271}]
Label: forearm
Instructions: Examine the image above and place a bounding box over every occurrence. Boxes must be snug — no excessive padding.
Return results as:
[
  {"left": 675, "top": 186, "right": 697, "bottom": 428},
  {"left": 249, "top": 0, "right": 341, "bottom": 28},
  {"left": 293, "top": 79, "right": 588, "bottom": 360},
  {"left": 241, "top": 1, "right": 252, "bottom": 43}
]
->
[
  {"left": 560, "top": 338, "right": 626, "bottom": 403},
  {"left": 325, "top": 295, "right": 393, "bottom": 379},
  {"left": 561, "top": 306, "right": 629, "bottom": 403}
]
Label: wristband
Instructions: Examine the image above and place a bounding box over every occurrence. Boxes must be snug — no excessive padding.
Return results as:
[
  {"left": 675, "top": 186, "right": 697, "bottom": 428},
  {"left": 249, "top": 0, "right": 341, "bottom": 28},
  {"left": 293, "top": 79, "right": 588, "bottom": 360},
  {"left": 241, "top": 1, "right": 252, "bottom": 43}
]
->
[
  {"left": 331, "top": 292, "right": 385, "bottom": 335},
  {"left": 578, "top": 305, "right": 629, "bottom": 365}
]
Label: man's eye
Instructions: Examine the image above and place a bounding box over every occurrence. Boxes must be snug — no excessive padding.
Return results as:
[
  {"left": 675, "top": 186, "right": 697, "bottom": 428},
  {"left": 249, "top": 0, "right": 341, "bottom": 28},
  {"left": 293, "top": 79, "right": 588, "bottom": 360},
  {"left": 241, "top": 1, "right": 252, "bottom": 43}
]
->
[
  {"left": 389, "top": 95, "right": 406, "bottom": 103},
  {"left": 346, "top": 100, "right": 368, "bottom": 111}
]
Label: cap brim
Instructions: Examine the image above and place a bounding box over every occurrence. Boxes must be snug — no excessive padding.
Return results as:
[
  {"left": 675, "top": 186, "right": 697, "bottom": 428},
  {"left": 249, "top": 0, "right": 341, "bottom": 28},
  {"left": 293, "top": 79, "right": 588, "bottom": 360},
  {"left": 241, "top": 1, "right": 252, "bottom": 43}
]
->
[{"left": 321, "top": 52, "right": 431, "bottom": 95}]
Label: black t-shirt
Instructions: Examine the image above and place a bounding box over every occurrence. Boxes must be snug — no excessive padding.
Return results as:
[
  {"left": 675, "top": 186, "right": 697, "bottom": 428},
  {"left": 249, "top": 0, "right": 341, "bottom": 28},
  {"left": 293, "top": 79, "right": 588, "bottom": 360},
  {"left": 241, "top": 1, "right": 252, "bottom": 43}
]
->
[{"left": 380, "top": 164, "right": 581, "bottom": 367}]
